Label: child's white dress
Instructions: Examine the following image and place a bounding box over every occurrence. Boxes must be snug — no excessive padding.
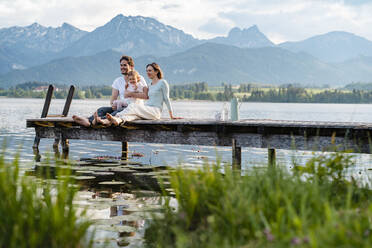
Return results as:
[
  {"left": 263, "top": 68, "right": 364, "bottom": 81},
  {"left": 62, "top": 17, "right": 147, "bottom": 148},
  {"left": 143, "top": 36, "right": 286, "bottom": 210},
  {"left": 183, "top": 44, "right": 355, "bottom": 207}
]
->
[{"left": 113, "top": 83, "right": 144, "bottom": 111}]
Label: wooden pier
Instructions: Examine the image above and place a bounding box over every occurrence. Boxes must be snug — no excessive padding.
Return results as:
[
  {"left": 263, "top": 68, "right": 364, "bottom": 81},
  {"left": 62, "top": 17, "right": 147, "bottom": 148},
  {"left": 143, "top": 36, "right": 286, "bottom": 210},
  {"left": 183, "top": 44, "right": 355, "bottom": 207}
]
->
[
  {"left": 27, "top": 117, "right": 372, "bottom": 168},
  {"left": 26, "top": 84, "right": 372, "bottom": 168}
]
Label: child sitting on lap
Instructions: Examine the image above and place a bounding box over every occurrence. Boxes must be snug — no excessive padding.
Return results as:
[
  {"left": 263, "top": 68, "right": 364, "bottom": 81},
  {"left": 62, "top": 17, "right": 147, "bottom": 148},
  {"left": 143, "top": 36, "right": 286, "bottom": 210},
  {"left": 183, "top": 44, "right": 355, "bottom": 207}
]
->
[{"left": 113, "top": 70, "right": 144, "bottom": 111}]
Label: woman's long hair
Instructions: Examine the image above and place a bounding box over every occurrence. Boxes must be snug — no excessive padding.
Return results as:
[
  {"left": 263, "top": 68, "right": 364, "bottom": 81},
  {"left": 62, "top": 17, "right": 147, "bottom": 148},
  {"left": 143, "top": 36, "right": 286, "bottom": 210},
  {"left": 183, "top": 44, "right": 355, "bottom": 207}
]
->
[{"left": 146, "top": 62, "right": 163, "bottom": 79}]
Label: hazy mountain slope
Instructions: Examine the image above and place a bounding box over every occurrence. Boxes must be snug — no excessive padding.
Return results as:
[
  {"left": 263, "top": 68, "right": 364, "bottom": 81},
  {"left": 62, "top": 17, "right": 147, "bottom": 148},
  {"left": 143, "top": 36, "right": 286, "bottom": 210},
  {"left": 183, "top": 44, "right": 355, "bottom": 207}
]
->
[
  {"left": 280, "top": 31, "right": 372, "bottom": 62},
  {"left": 0, "top": 50, "right": 124, "bottom": 87},
  {"left": 3, "top": 43, "right": 370, "bottom": 88},
  {"left": 134, "top": 43, "right": 343, "bottom": 85}
]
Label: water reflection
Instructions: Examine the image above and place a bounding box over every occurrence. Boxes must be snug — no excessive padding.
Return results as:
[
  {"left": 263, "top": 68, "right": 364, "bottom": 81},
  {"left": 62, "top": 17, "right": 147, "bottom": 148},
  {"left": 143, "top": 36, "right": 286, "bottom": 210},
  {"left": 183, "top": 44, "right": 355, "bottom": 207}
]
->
[{"left": 28, "top": 156, "right": 170, "bottom": 247}]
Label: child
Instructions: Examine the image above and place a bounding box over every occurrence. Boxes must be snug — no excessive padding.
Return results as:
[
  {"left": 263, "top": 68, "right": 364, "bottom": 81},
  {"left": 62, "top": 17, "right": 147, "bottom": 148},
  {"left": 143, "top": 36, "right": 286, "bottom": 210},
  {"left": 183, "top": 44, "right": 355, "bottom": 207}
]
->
[{"left": 113, "top": 70, "right": 144, "bottom": 111}]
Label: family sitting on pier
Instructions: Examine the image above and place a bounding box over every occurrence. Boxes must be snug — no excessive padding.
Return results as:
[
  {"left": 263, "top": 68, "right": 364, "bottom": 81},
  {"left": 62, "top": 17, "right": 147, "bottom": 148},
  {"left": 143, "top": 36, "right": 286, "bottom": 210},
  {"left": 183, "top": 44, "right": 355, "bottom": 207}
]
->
[{"left": 72, "top": 55, "right": 181, "bottom": 127}]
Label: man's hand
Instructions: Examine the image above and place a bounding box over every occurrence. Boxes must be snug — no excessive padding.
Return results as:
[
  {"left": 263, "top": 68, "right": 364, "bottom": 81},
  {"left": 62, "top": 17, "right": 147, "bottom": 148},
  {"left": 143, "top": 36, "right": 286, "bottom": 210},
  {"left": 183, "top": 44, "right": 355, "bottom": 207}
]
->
[
  {"left": 124, "top": 91, "right": 134, "bottom": 98},
  {"left": 111, "top": 103, "right": 117, "bottom": 111}
]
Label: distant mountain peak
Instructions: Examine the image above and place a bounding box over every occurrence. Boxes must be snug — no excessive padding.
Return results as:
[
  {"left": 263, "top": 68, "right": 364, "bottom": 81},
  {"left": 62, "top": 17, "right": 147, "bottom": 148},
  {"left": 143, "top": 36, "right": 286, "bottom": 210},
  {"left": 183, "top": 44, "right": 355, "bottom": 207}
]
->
[
  {"left": 60, "top": 14, "right": 199, "bottom": 57},
  {"left": 108, "top": 14, "right": 165, "bottom": 27},
  {"left": 325, "top": 30, "right": 355, "bottom": 36},
  {"left": 61, "top": 22, "right": 75, "bottom": 29},
  {"left": 228, "top": 27, "right": 241, "bottom": 36},
  {"left": 114, "top": 13, "right": 124, "bottom": 18},
  {"left": 228, "top": 25, "right": 261, "bottom": 37},
  {"left": 28, "top": 22, "right": 43, "bottom": 28},
  {"left": 210, "top": 25, "right": 274, "bottom": 48}
]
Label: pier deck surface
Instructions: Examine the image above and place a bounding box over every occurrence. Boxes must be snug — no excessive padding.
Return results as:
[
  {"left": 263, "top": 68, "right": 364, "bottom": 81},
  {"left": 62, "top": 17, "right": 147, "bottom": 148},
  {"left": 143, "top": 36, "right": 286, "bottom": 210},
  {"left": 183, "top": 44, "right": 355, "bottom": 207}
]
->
[{"left": 27, "top": 117, "right": 372, "bottom": 153}]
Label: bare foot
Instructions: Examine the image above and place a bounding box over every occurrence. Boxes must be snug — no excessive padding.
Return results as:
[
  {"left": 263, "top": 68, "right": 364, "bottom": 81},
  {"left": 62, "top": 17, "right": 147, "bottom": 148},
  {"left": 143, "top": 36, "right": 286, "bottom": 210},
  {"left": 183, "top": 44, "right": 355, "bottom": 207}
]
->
[
  {"left": 96, "top": 115, "right": 111, "bottom": 126},
  {"left": 106, "top": 113, "right": 123, "bottom": 126},
  {"left": 72, "top": 115, "right": 90, "bottom": 127},
  {"left": 92, "top": 112, "right": 98, "bottom": 126}
]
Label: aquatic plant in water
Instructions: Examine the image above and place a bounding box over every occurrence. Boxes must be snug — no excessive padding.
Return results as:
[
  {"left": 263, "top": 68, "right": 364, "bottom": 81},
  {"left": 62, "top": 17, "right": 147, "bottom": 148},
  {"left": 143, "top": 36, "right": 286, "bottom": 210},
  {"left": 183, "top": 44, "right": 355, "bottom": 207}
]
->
[
  {"left": 145, "top": 153, "right": 372, "bottom": 248},
  {"left": 0, "top": 149, "right": 93, "bottom": 248}
]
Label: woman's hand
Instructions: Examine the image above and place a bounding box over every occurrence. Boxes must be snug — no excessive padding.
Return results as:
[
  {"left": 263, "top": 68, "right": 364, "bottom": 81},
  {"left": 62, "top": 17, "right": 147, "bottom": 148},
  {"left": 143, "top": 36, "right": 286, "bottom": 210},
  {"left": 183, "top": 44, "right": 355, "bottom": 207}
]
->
[{"left": 169, "top": 112, "right": 183, "bottom": 120}]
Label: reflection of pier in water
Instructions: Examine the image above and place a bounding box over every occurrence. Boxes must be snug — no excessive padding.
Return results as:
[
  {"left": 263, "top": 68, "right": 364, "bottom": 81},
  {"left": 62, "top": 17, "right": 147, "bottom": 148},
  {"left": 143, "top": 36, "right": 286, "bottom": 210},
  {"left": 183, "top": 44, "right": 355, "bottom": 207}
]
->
[
  {"left": 28, "top": 158, "right": 170, "bottom": 247},
  {"left": 30, "top": 157, "right": 170, "bottom": 192}
]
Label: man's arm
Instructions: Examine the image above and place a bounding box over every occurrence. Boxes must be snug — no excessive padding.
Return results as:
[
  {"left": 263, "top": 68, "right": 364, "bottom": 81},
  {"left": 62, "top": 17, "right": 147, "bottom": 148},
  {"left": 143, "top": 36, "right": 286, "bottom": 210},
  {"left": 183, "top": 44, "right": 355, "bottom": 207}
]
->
[
  {"left": 125, "top": 87, "right": 149, "bottom": 99},
  {"left": 110, "top": 88, "right": 119, "bottom": 109}
]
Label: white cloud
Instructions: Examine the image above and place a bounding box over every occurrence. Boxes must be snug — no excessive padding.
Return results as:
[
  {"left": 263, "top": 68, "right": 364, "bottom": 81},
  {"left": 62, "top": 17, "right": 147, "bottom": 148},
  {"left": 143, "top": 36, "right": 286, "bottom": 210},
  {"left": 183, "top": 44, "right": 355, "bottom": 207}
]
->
[{"left": 0, "top": 0, "right": 372, "bottom": 43}]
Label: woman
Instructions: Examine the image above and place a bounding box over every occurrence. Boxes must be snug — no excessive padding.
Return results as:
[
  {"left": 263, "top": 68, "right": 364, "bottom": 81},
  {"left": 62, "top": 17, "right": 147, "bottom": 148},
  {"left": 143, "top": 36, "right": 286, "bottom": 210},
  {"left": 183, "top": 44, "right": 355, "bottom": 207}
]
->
[{"left": 96, "top": 62, "right": 180, "bottom": 126}]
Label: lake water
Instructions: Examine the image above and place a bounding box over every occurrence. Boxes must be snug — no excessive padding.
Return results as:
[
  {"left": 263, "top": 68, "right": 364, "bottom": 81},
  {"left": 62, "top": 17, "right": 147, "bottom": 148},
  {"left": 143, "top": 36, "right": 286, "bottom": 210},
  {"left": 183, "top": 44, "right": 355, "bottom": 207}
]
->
[
  {"left": 2, "top": 98, "right": 372, "bottom": 169},
  {"left": 1, "top": 98, "right": 372, "bottom": 247}
]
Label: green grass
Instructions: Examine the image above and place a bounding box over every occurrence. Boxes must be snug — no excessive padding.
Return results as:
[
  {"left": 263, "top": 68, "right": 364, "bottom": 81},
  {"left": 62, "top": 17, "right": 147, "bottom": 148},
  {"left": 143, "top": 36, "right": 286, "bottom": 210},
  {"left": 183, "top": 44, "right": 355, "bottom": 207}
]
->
[
  {"left": 0, "top": 149, "right": 93, "bottom": 248},
  {"left": 145, "top": 153, "right": 372, "bottom": 248}
]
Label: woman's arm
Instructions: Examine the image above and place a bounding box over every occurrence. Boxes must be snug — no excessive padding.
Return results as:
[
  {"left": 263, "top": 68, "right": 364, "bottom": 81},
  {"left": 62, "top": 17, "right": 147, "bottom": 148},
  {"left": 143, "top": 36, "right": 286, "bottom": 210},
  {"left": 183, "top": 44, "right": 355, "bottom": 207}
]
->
[
  {"left": 161, "top": 80, "right": 173, "bottom": 113},
  {"left": 161, "top": 80, "right": 181, "bottom": 119}
]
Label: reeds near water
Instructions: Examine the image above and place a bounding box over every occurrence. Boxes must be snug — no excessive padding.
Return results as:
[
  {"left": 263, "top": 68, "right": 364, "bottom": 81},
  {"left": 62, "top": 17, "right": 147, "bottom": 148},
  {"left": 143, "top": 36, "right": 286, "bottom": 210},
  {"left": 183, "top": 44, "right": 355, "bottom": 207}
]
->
[
  {"left": 0, "top": 150, "right": 93, "bottom": 248},
  {"left": 145, "top": 153, "right": 372, "bottom": 247}
]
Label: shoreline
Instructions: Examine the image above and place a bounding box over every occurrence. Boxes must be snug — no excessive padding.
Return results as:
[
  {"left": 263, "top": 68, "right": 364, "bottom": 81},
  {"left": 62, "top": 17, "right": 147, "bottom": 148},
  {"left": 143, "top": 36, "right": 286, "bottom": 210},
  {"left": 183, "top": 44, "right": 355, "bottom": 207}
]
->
[{"left": 2, "top": 96, "right": 372, "bottom": 105}]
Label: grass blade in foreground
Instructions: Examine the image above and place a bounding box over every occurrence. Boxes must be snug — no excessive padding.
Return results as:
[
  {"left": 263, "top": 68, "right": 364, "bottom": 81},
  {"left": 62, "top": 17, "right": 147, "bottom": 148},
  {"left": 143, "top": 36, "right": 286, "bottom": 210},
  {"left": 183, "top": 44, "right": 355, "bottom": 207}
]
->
[
  {"left": 145, "top": 153, "right": 372, "bottom": 248},
  {"left": 0, "top": 150, "right": 93, "bottom": 248}
]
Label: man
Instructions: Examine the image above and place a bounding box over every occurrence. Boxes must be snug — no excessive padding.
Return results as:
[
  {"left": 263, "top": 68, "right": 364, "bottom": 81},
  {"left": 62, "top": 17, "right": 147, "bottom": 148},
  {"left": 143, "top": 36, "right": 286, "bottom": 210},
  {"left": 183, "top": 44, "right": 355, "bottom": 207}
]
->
[{"left": 72, "top": 55, "right": 148, "bottom": 127}]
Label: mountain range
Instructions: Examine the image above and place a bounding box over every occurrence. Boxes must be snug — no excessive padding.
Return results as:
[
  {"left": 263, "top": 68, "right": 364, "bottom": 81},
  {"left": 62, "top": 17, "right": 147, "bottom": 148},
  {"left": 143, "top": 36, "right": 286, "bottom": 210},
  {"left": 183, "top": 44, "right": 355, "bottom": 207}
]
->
[
  {"left": 0, "top": 22, "right": 87, "bottom": 73},
  {"left": 279, "top": 31, "right": 372, "bottom": 63},
  {"left": 1, "top": 43, "right": 372, "bottom": 87},
  {"left": 1, "top": 14, "right": 372, "bottom": 87},
  {"left": 57, "top": 15, "right": 199, "bottom": 58}
]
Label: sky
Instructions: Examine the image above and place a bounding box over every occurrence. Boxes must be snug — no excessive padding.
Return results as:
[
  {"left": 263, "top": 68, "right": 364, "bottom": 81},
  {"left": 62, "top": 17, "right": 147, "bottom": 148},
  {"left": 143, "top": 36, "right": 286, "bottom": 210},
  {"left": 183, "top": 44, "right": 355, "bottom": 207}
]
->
[{"left": 1, "top": 0, "right": 372, "bottom": 43}]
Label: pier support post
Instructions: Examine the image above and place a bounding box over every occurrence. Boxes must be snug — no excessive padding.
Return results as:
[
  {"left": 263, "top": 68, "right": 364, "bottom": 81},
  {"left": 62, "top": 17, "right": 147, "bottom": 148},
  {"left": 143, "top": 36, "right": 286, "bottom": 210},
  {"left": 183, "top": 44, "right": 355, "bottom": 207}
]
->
[
  {"left": 53, "top": 144, "right": 60, "bottom": 159},
  {"left": 268, "top": 148, "right": 276, "bottom": 167},
  {"left": 61, "top": 138, "right": 69, "bottom": 151},
  {"left": 232, "top": 139, "right": 241, "bottom": 170},
  {"left": 33, "top": 85, "right": 54, "bottom": 149},
  {"left": 61, "top": 138, "right": 69, "bottom": 159},
  {"left": 33, "top": 136, "right": 41, "bottom": 149},
  {"left": 54, "top": 85, "right": 75, "bottom": 149},
  {"left": 121, "top": 142, "right": 129, "bottom": 160},
  {"left": 33, "top": 147, "right": 41, "bottom": 162},
  {"left": 53, "top": 139, "right": 60, "bottom": 149}
]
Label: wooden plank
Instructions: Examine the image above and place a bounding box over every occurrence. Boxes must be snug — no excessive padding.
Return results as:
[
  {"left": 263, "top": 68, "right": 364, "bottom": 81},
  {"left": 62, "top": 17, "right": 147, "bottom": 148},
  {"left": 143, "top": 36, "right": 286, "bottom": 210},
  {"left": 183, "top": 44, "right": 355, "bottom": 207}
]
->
[
  {"left": 27, "top": 119, "right": 372, "bottom": 141},
  {"left": 121, "top": 142, "right": 128, "bottom": 160},
  {"left": 26, "top": 118, "right": 372, "bottom": 130},
  {"left": 32, "top": 125, "right": 372, "bottom": 154},
  {"left": 232, "top": 139, "right": 241, "bottom": 170},
  {"left": 34, "top": 85, "right": 54, "bottom": 149},
  {"left": 268, "top": 148, "right": 276, "bottom": 167},
  {"left": 41, "top": 85, "right": 54, "bottom": 118},
  {"left": 27, "top": 116, "right": 372, "bottom": 155},
  {"left": 62, "top": 85, "right": 75, "bottom": 117}
]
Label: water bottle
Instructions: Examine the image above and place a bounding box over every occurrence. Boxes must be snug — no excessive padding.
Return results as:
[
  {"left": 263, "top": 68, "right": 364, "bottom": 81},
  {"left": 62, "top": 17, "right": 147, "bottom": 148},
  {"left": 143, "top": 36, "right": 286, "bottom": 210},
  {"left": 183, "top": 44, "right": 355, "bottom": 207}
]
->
[{"left": 230, "top": 97, "right": 239, "bottom": 121}]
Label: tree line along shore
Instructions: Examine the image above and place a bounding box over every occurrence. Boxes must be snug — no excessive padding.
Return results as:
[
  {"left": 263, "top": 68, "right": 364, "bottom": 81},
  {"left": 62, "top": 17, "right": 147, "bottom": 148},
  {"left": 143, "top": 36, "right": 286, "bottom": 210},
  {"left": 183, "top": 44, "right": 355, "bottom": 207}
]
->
[{"left": 2, "top": 81, "right": 372, "bottom": 104}]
